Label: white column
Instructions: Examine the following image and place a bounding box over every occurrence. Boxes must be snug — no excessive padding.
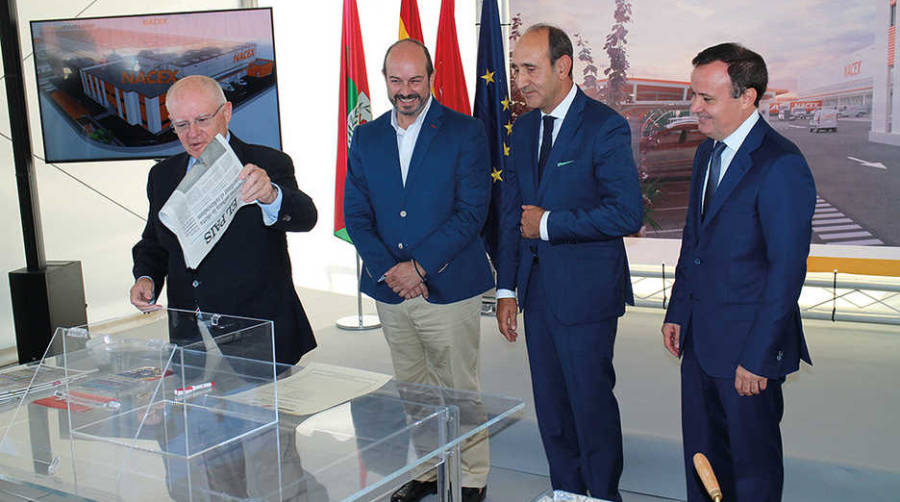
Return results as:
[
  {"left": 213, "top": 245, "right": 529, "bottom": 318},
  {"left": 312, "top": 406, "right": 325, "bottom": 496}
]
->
[
  {"left": 869, "top": 0, "right": 897, "bottom": 144},
  {"left": 145, "top": 96, "right": 162, "bottom": 133}
]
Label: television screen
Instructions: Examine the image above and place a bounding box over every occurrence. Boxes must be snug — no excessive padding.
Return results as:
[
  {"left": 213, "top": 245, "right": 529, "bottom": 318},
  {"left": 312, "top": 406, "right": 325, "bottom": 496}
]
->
[{"left": 30, "top": 8, "right": 281, "bottom": 163}]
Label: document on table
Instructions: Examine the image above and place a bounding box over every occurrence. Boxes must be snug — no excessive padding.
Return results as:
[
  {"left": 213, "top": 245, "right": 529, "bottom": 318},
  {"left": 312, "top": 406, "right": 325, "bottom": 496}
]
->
[
  {"left": 0, "top": 364, "right": 93, "bottom": 405},
  {"left": 225, "top": 362, "right": 392, "bottom": 416},
  {"left": 158, "top": 134, "right": 251, "bottom": 269}
]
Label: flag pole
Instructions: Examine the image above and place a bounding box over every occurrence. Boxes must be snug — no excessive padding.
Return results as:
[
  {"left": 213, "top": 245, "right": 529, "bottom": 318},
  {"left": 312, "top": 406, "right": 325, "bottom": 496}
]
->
[
  {"left": 474, "top": 0, "right": 511, "bottom": 317},
  {"left": 334, "top": 0, "right": 378, "bottom": 331},
  {"left": 336, "top": 251, "right": 380, "bottom": 330}
]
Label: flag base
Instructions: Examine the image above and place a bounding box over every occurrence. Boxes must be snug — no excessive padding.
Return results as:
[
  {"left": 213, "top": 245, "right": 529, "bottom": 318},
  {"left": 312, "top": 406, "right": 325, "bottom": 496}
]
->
[{"left": 336, "top": 314, "right": 381, "bottom": 331}]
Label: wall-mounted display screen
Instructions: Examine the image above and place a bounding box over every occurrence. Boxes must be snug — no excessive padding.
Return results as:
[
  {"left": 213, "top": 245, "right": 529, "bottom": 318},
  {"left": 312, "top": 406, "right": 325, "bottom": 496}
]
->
[{"left": 30, "top": 8, "right": 281, "bottom": 163}]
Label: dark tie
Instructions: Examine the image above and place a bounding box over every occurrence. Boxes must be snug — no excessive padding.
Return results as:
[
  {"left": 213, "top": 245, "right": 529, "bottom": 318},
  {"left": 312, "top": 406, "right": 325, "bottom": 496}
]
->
[
  {"left": 702, "top": 141, "right": 727, "bottom": 220},
  {"left": 537, "top": 115, "right": 556, "bottom": 181}
]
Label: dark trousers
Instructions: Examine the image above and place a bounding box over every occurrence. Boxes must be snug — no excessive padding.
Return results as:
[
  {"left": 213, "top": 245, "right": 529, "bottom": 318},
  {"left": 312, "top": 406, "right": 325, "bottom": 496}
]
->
[
  {"left": 681, "top": 338, "right": 785, "bottom": 502},
  {"left": 523, "top": 265, "right": 623, "bottom": 501}
]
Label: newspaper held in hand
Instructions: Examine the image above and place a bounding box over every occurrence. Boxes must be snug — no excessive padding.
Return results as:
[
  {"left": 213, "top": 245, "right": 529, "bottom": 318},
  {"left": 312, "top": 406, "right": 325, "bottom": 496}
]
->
[{"left": 158, "top": 134, "right": 253, "bottom": 269}]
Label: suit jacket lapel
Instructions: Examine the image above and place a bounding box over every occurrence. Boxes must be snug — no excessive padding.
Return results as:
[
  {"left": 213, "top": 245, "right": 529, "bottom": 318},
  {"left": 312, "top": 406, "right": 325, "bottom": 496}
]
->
[
  {"left": 371, "top": 115, "right": 405, "bottom": 195},
  {"left": 537, "top": 89, "right": 585, "bottom": 200},
  {"left": 701, "top": 118, "right": 767, "bottom": 226},
  {"left": 517, "top": 111, "right": 541, "bottom": 198},
  {"left": 174, "top": 155, "right": 190, "bottom": 185},
  {"left": 693, "top": 140, "right": 713, "bottom": 223},
  {"left": 404, "top": 102, "right": 444, "bottom": 190},
  {"left": 228, "top": 132, "right": 246, "bottom": 164}
]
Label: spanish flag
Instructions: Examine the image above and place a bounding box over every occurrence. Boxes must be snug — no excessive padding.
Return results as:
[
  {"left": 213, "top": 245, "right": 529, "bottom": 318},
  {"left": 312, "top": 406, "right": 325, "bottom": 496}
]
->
[
  {"left": 334, "top": 0, "right": 372, "bottom": 242},
  {"left": 433, "top": 0, "right": 470, "bottom": 115},
  {"left": 399, "top": 0, "right": 423, "bottom": 42}
]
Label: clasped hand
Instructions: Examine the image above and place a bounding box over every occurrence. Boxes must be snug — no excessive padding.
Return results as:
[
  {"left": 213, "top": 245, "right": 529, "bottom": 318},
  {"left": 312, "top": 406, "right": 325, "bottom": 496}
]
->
[
  {"left": 520, "top": 205, "right": 545, "bottom": 239},
  {"left": 385, "top": 260, "right": 428, "bottom": 300}
]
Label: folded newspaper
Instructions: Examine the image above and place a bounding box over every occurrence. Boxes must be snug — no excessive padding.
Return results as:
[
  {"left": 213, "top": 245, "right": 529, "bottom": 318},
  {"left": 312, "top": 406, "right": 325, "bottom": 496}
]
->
[{"left": 159, "top": 134, "right": 251, "bottom": 269}]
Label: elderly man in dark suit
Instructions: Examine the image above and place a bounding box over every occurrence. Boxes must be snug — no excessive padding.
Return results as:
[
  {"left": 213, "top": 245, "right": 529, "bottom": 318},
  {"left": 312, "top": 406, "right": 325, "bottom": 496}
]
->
[
  {"left": 130, "top": 75, "right": 317, "bottom": 365},
  {"left": 662, "top": 43, "right": 815, "bottom": 501},
  {"left": 494, "top": 24, "right": 643, "bottom": 501}
]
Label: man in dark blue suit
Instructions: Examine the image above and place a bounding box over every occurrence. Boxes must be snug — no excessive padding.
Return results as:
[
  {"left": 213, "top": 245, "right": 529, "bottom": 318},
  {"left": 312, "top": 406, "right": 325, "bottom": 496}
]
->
[
  {"left": 662, "top": 43, "right": 815, "bottom": 501},
  {"left": 494, "top": 25, "right": 643, "bottom": 500},
  {"left": 344, "top": 39, "right": 493, "bottom": 502}
]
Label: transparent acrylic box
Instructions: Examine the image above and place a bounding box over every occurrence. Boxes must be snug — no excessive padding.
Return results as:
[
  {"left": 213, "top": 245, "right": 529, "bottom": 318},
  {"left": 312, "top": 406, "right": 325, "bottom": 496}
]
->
[
  {"left": 0, "top": 309, "right": 525, "bottom": 501},
  {"left": 0, "top": 308, "right": 284, "bottom": 501}
]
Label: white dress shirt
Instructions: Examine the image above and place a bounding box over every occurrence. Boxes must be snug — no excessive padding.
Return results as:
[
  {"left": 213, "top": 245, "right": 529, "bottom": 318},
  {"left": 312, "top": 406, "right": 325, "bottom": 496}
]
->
[
  {"left": 701, "top": 111, "right": 760, "bottom": 209},
  {"left": 537, "top": 83, "right": 578, "bottom": 241},
  {"left": 375, "top": 97, "right": 434, "bottom": 283},
  {"left": 391, "top": 95, "right": 433, "bottom": 186},
  {"left": 497, "top": 84, "right": 578, "bottom": 300}
]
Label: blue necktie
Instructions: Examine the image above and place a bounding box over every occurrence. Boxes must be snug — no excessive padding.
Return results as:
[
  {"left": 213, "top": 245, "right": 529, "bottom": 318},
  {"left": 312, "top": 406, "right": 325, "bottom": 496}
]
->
[
  {"left": 537, "top": 115, "right": 556, "bottom": 181},
  {"left": 702, "top": 141, "right": 726, "bottom": 220}
]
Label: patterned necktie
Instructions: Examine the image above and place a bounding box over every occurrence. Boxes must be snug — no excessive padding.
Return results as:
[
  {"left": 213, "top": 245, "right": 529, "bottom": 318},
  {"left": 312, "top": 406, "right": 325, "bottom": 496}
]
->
[
  {"left": 702, "top": 141, "right": 727, "bottom": 220},
  {"left": 537, "top": 115, "right": 556, "bottom": 181}
]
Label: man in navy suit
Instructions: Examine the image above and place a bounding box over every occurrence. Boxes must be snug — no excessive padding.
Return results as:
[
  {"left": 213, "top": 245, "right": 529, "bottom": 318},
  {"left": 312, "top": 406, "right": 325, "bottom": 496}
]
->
[
  {"left": 494, "top": 25, "right": 643, "bottom": 500},
  {"left": 662, "top": 43, "right": 815, "bottom": 501},
  {"left": 131, "top": 76, "right": 318, "bottom": 365},
  {"left": 344, "top": 39, "right": 493, "bottom": 502}
]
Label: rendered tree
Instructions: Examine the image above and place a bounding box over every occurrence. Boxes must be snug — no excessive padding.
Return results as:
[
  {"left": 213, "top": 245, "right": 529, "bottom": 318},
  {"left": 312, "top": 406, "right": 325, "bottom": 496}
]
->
[
  {"left": 509, "top": 12, "right": 523, "bottom": 50},
  {"left": 508, "top": 12, "right": 529, "bottom": 121},
  {"left": 574, "top": 33, "right": 601, "bottom": 101},
  {"left": 602, "top": 0, "right": 632, "bottom": 110},
  {"left": 601, "top": 0, "right": 661, "bottom": 231}
]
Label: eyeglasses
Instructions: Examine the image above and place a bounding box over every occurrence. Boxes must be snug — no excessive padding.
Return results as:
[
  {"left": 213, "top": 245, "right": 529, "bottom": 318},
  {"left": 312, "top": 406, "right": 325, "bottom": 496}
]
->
[{"left": 172, "top": 102, "right": 225, "bottom": 133}]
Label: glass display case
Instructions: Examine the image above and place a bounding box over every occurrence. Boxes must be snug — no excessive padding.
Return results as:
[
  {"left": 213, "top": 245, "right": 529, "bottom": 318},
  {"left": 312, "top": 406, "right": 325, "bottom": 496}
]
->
[
  {"left": 0, "top": 309, "right": 524, "bottom": 501},
  {"left": 0, "top": 309, "right": 281, "bottom": 500}
]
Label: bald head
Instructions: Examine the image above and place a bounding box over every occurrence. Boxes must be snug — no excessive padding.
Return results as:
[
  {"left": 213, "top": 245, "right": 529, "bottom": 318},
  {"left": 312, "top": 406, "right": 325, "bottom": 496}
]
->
[
  {"left": 165, "top": 75, "right": 232, "bottom": 157},
  {"left": 520, "top": 24, "right": 574, "bottom": 79},
  {"left": 512, "top": 24, "right": 574, "bottom": 113},
  {"left": 382, "top": 39, "right": 435, "bottom": 128},
  {"left": 382, "top": 38, "right": 434, "bottom": 78},
  {"left": 166, "top": 75, "right": 226, "bottom": 111}
]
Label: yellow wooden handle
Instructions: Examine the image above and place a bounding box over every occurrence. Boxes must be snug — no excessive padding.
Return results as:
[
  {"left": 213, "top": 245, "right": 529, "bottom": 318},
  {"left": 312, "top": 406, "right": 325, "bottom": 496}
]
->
[{"left": 693, "top": 453, "right": 723, "bottom": 502}]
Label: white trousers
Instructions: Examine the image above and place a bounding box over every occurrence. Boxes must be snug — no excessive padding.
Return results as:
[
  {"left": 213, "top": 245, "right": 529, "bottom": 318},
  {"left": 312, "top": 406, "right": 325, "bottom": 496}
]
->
[{"left": 376, "top": 294, "right": 489, "bottom": 488}]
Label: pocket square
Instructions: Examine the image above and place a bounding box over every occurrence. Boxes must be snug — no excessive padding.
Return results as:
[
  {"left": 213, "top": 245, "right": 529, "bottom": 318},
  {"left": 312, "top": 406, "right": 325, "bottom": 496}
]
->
[{"left": 557, "top": 160, "right": 574, "bottom": 167}]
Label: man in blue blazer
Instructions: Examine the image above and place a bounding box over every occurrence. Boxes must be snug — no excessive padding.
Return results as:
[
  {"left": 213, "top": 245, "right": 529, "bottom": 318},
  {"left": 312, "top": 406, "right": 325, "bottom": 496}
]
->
[
  {"left": 662, "top": 43, "right": 815, "bottom": 501},
  {"left": 495, "top": 25, "right": 643, "bottom": 500},
  {"left": 344, "top": 39, "right": 493, "bottom": 502}
]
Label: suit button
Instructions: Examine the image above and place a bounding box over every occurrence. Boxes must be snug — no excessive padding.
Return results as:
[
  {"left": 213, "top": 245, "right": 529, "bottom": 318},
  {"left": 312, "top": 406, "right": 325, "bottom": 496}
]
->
[
  {"left": 192, "top": 280, "right": 200, "bottom": 288},
  {"left": 694, "top": 258, "right": 702, "bottom": 265},
  {"left": 776, "top": 350, "right": 783, "bottom": 361},
  {"left": 398, "top": 243, "right": 404, "bottom": 249},
  {"left": 282, "top": 214, "right": 292, "bottom": 222},
  {"left": 400, "top": 210, "right": 407, "bottom": 218}
]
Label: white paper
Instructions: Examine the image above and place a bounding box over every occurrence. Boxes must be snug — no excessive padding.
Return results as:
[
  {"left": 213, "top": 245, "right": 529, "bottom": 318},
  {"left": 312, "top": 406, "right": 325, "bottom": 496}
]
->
[
  {"left": 158, "top": 134, "right": 251, "bottom": 269},
  {"left": 0, "top": 364, "right": 92, "bottom": 404},
  {"left": 224, "top": 362, "right": 392, "bottom": 416}
]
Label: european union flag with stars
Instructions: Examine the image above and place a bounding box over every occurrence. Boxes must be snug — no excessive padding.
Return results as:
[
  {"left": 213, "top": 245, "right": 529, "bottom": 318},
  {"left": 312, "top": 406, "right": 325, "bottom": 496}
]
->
[{"left": 474, "top": 0, "right": 512, "bottom": 263}]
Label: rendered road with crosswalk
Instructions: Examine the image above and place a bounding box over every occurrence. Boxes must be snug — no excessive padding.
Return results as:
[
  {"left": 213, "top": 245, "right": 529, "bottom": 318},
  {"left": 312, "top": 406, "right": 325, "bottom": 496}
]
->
[{"left": 642, "top": 118, "right": 898, "bottom": 247}]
